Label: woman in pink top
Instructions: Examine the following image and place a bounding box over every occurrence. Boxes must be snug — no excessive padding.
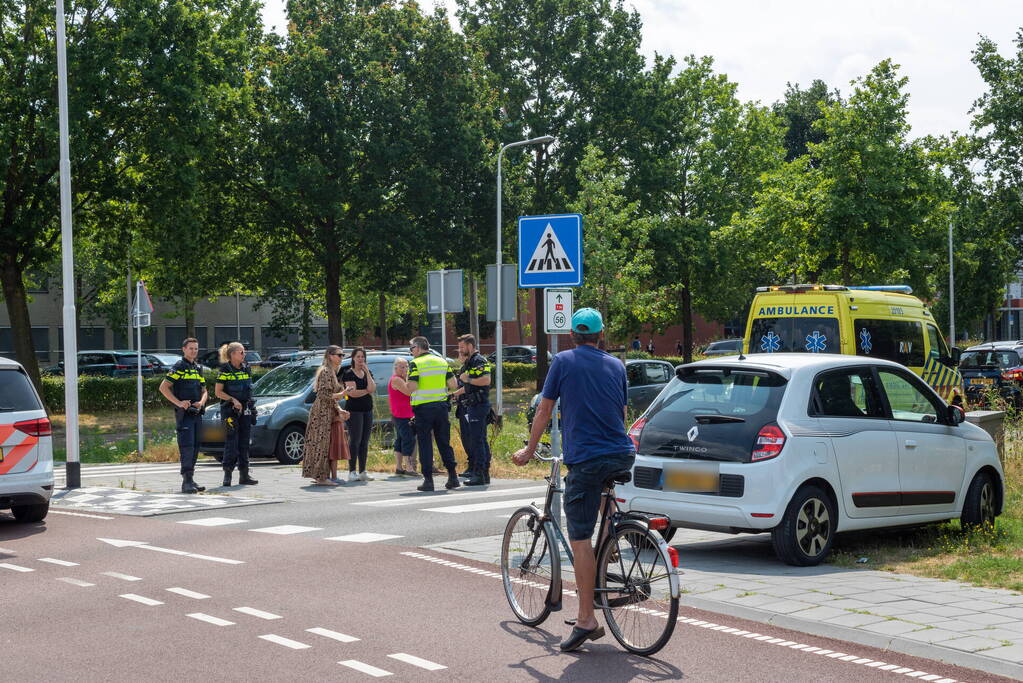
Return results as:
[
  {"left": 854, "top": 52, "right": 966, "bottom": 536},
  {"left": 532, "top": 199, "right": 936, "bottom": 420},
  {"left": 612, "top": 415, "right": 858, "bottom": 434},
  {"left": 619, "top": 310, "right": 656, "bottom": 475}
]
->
[{"left": 389, "top": 357, "right": 417, "bottom": 475}]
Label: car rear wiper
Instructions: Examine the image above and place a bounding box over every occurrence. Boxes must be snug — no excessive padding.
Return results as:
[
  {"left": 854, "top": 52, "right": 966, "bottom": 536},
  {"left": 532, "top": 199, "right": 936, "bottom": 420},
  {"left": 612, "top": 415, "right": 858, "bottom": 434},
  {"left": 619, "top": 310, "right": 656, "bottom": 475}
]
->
[
  {"left": 694, "top": 414, "right": 745, "bottom": 424},
  {"left": 0, "top": 406, "right": 16, "bottom": 412}
]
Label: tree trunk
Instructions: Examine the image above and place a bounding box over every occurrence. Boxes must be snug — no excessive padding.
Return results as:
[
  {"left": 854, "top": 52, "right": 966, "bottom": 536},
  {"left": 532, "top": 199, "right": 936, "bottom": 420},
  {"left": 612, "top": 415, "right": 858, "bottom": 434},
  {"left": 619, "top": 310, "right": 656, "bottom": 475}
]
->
[
  {"left": 469, "top": 274, "right": 479, "bottom": 343},
  {"left": 378, "top": 292, "right": 388, "bottom": 349},
  {"left": 184, "top": 300, "right": 196, "bottom": 340},
  {"left": 534, "top": 287, "right": 549, "bottom": 392},
  {"left": 840, "top": 244, "right": 851, "bottom": 285},
  {"left": 515, "top": 290, "right": 524, "bottom": 344},
  {"left": 681, "top": 283, "right": 694, "bottom": 365},
  {"left": 325, "top": 247, "right": 342, "bottom": 346},
  {"left": 1, "top": 254, "right": 41, "bottom": 390},
  {"left": 300, "top": 299, "right": 312, "bottom": 349}
]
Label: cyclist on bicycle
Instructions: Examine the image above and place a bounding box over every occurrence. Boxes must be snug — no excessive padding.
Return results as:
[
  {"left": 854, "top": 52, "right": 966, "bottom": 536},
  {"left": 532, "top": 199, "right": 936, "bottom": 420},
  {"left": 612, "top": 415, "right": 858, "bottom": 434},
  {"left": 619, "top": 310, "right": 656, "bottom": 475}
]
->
[{"left": 513, "top": 307, "right": 635, "bottom": 652}]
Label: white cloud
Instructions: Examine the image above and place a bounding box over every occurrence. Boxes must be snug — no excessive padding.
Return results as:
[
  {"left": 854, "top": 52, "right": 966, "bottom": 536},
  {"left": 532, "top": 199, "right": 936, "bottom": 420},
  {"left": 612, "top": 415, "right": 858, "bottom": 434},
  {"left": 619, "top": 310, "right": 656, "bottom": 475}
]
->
[{"left": 260, "top": 0, "right": 1021, "bottom": 138}]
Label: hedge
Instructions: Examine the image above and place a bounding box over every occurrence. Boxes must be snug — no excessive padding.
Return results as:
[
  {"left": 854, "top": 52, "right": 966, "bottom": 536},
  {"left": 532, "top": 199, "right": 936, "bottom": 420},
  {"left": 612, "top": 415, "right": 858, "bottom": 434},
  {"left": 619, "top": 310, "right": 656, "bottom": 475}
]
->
[{"left": 41, "top": 374, "right": 228, "bottom": 414}]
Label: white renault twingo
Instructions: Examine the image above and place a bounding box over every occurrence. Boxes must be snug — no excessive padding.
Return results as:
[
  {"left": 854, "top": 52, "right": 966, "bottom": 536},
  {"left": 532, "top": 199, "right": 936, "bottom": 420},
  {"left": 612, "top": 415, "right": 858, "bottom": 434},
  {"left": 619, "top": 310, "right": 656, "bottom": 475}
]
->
[
  {"left": 0, "top": 357, "right": 54, "bottom": 522},
  {"left": 619, "top": 354, "right": 1004, "bottom": 566}
]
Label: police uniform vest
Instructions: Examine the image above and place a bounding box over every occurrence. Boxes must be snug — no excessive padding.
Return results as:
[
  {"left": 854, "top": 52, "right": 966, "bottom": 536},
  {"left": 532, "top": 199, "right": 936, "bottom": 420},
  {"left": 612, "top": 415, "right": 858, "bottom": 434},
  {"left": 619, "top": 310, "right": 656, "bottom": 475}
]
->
[
  {"left": 461, "top": 351, "right": 491, "bottom": 404},
  {"left": 409, "top": 353, "right": 451, "bottom": 407},
  {"left": 167, "top": 359, "right": 204, "bottom": 402},
  {"left": 217, "top": 362, "right": 253, "bottom": 403}
]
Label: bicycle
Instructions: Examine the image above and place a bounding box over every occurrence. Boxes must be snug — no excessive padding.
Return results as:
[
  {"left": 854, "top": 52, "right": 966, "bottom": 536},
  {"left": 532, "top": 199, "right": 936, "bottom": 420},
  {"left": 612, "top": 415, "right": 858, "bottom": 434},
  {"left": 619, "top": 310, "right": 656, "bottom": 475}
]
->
[{"left": 500, "top": 452, "right": 681, "bottom": 656}]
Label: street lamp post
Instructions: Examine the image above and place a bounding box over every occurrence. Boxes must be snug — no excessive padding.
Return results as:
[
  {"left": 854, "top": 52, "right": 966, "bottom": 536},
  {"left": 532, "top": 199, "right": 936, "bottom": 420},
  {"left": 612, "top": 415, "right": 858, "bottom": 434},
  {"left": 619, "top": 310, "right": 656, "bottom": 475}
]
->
[
  {"left": 948, "top": 220, "right": 956, "bottom": 344},
  {"left": 56, "top": 0, "right": 81, "bottom": 488},
  {"left": 495, "top": 135, "right": 554, "bottom": 418}
]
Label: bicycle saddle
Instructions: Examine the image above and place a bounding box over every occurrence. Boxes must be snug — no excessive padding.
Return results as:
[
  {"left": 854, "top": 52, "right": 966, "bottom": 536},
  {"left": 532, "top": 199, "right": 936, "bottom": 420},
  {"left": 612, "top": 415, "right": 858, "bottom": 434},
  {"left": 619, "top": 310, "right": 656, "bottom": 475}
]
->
[{"left": 604, "top": 470, "right": 632, "bottom": 487}]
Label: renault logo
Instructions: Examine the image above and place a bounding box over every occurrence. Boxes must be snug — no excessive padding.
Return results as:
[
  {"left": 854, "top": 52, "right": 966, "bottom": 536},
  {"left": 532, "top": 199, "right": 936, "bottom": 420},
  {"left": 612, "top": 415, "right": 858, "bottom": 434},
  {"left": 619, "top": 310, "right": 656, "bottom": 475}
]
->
[{"left": 687, "top": 425, "right": 699, "bottom": 442}]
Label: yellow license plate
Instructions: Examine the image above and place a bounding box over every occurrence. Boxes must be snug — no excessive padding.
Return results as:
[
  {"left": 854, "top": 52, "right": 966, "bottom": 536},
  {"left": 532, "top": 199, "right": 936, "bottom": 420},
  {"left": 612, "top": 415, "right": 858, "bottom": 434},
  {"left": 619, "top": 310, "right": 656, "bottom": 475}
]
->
[
  {"left": 0, "top": 448, "right": 4, "bottom": 462},
  {"left": 664, "top": 464, "right": 719, "bottom": 493},
  {"left": 969, "top": 377, "right": 994, "bottom": 386}
]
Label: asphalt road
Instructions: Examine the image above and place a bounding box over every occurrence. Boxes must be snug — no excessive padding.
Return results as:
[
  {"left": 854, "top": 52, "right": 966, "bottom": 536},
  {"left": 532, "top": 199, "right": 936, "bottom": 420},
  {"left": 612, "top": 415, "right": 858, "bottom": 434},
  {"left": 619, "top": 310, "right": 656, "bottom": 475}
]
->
[{"left": 1, "top": 473, "right": 1011, "bottom": 682}]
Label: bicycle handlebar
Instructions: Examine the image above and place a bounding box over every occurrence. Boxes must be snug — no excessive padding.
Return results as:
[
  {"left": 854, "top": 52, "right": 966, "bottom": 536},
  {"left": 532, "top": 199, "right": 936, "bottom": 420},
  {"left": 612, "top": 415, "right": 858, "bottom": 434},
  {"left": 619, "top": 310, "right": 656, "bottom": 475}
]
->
[{"left": 531, "top": 452, "right": 561, "bottom": 463}]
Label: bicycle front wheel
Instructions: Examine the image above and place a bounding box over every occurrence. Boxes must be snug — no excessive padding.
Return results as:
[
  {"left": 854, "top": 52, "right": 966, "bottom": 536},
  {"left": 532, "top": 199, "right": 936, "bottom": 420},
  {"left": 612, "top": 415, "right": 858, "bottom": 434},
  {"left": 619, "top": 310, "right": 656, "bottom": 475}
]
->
[
  {"left": 596, "top": 525, "right": 679, "bottom": 656},
  {"left": 501, "top": 507, "right": 558, "bottom": 626}
]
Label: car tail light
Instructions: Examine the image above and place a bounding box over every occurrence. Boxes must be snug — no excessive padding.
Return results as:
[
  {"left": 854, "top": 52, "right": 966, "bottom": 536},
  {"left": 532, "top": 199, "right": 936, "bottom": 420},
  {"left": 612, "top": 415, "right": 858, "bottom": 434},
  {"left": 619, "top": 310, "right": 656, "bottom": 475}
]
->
[
  {"left": 628, "top": 417, "right": 647, "bottom": 451},
  {"left": 752, "top": 424, "right": 785, "bottom": 461},
  {"left": 648, "top": 517, "right": 669, "bottom": 531},
  {"left": 14, "top": 417, "right": 51, "bottom": 437},
  {"left": 1001, "top": 368, "right": 1023, "bottom": 381},
  {"left": 116, "top": 364, "right": 131, "bottom": 370},
  {"left": 667, "top": 546, "right": 679, "bottom": 568}
]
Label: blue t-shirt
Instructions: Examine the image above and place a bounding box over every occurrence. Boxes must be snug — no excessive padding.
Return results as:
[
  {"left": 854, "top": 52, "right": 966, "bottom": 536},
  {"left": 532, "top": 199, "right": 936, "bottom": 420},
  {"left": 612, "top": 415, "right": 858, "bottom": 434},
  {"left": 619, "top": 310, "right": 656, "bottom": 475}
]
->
[{"left": 541, "top": 344, "right": 634, "bottom": 464}]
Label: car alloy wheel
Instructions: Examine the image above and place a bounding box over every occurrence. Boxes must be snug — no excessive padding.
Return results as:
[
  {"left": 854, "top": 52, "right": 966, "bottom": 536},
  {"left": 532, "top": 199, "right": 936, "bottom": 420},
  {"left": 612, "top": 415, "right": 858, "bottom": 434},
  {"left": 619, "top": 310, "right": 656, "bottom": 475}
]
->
[
  {"left": 284, "top": 430, "right": 304, "bottom": 461},
  {"left": 980, "top": 480, "right": 996, "bottom": 525},
  {"left": 795, "top": 497, "right": 831, "bottom": 558}
]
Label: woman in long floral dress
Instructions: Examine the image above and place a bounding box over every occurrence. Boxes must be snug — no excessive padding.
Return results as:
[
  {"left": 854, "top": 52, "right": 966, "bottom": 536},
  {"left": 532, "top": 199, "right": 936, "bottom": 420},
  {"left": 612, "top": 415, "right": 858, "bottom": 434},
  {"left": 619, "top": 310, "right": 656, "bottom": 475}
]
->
[{"left": 302, "top": 346, "right": 349, "bottom": 485}]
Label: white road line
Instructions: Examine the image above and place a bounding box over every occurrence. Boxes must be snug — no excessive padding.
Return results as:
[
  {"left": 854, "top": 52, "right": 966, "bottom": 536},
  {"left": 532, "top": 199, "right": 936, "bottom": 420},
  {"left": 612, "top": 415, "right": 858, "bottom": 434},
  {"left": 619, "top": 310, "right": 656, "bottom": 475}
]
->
[
  {"left": 166, "top": 587, "right": 210, "bottom": 599},
  {"left": 351, "top": 485, "right": 545, "bottom": 507},
  {"left": 325, "top": 533, "right": 403, "bottom": 543},
  {"left": 0, "top": 546, "right": 15, "bottom": 552},
  {"left": 38, "top": 557, "right": 79, "bottom": 566},
  {"left": 0, "top": 563, "right": 34, "bottom": 572},
  {"left": 306, "top": 627, "right": 360, "bottom": 643},
  {"left": 187, "top": 553, "right": 244, "bottom": 565},
  {"left": 120, "top": 593, "right": 164, "bottom": 606},
  {"left": 250, "top": 525, "right": 322, "bottom": 535},
  {"left": 48, "top": 510, "right": 115, "bottom": 519},
  {"left": 187, "top": 613, "right": 235, "bottom": 626},
  {"left": 421, "top": 498, "right": 538, "bottom": 514},
  {"left": 177, "top": 517, "right": 248, "bottom": 527},
  {"left": 57, "top": 577, "right": 95, "bottom": 587},
  {"left": 101, "top": 571, "right": 142, "bottom": 581},
  {"left": 259, "top": 634, "right": 311, "bottom": 649},
  {"left": 338, "top": 660, "right": 392, "bottom": 677},
  {"left": 234, "top": 606, "right": 282, "bottom": 620},
  {"left": 387, "top": 653, "right": 446, "bottom": 671}
]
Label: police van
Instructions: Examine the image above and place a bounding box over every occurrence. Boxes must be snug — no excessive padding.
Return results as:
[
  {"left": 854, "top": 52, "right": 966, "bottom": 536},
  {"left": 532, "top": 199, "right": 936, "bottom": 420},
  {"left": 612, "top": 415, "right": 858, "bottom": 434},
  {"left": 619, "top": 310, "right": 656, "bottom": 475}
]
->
[{"left": 743, "top": 284, "right": 963, "bottom": 403}]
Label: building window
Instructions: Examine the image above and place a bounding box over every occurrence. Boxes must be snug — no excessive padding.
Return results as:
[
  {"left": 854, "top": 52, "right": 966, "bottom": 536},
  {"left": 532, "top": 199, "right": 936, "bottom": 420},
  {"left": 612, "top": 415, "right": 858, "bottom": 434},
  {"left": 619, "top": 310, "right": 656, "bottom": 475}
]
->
[
  {"left": 165, "top": 326, "right": 208, "bottom": 351},
  {"left": 214, "top": 326, "right": 255, "bottom": 348}
]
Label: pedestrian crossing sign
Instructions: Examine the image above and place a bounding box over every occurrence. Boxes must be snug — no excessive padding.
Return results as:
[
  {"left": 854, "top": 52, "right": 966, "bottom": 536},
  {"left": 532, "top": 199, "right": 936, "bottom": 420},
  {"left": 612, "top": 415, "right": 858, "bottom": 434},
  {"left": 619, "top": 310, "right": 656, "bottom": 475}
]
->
[{"left": 517, "top": 213, "right": 583, "bottom": 288}]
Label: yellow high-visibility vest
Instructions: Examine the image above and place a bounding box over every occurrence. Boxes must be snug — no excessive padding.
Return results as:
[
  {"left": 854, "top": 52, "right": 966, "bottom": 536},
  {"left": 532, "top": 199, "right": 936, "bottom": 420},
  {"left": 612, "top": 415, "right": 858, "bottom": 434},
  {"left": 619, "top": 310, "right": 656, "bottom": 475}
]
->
[{"left": 409, "top": 353, "right": 450, "bottom": 407}]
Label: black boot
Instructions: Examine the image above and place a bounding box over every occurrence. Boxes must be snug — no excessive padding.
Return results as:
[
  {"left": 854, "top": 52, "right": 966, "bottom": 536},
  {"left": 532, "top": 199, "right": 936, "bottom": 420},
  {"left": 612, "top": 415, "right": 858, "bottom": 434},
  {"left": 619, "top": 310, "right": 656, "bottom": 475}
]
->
[
  {"left": 417, "top": 477, "right": 435, "bottom": 492},
  {"left": 465, "top": 465, "right": 488, "bottom": 486},
  {"left": 223, "top": 470, "right": 233, "bottom": 487},
  {"left": 239, "top": 468, "right": 258, "bottom": 485},
  {"left": 445, "top": 469, "right": 462, "bottom": 490},
  {"left": 181, "top": 474, "right": 199, "bottom": 494}
]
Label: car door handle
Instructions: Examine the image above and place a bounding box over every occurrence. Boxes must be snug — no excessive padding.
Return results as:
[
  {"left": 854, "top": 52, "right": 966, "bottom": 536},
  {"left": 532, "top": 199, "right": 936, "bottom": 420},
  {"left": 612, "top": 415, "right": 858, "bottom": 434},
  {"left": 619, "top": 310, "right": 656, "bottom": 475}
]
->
[{"left": 904, "top": 440, "right": 917, "bottom": 449}]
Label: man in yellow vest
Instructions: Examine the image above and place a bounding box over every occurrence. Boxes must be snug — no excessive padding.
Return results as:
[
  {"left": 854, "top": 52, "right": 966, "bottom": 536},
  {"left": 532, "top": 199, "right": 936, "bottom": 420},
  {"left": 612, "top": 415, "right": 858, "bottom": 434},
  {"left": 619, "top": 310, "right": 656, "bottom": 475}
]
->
[{"left": 394, "top": 336, "right": 461, "bottom": 492}]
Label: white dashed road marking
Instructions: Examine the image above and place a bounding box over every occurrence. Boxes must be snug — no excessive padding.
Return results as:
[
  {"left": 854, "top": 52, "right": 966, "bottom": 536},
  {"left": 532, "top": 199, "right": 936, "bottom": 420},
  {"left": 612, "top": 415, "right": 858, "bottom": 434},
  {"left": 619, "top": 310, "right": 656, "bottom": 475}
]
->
[
  {"left": 306, "top": 627, "right": 360, "bottom": 643},
  {"left": 166, "top": 587, "right": 210, "bottom": 599},
  {"left": 57, "top": 577, "right": 95, "bottom": 587},
  {"left": 234, "top": 606, "right": 282, "bottom": 620},
  {"left": 421, "top": 498, "right": 538, "bottom": 514},
  {"left": 351, "top": 485, "right": 545, "bottom": 507},
  {"left": 187, "top": 613, "right": 235, "bottom": 626},
  {"left": 250, "top": 525, "right": 322, "bottom": 535},
  {"left": 49, "top": 510, "right": 115, "bottom": 519},
  {"left": 177, "top": 517, "right": 248, "bottom": 527},
  {"left": 120, "top": 594, "right": 164, "bottom": 606},
  {"left": 259, "top": 634, "right": 311, "bottom": 650},
  {"left": 0, "top": 563, "right": 33, "bottom": 572},
  {"left": 102, "top": 572, "right": 142, "bottom": 581},
  {"left": 387, "top": 653, "right": 446, "bottom": 671},
  {"left": 325, "top": 533, "right": 403, "bottom": 543},
  {"left": 38, "top": 557, "right": 79, "bottom": 566},
  {"left": 338, "top": 660, "right": 393, "bottom": 677}
]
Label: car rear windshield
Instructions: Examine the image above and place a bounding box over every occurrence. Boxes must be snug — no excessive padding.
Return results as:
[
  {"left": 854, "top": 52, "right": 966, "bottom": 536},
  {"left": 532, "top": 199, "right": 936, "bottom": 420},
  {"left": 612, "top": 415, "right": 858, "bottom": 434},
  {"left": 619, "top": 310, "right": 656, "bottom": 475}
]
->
[
  {"left": 748, "top": 317, "right": 839, "bottom": 354},
  {"left": 0, "top": 369, "right": 43, "bottom": 412},
  {"left": 115, "top": 354, "right": 150, "bottom": 366},
  {"left": 960, "top": 350, "right": 1020, "bottom": 370},
  {"left": 640, "top": 368, "right": 787, "bottom": 462},
  {"left": 254, "top": 364, "right": 318, "bottom": 397}
]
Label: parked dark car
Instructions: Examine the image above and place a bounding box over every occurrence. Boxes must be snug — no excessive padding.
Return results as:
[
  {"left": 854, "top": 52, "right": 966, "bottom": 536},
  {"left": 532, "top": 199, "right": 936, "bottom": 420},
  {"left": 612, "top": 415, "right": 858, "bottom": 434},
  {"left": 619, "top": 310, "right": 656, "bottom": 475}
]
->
[
  {"left": 145, "top": 353, "right": 182, "bottom": 375},
  {"left": 702, "top": 339, "right": 743, "bottom": 356},
  {"left": 487, "top": 345, "right": 552, "bottom": 364},
  {"left": 200, "top": 350, "right": 423, "bottom": 464},
  {"left": 959, "top": 341, "right": 1023, "bottom": 408},
  {"left": 43, "top": 350, "right": 154, "bottom": 378}
]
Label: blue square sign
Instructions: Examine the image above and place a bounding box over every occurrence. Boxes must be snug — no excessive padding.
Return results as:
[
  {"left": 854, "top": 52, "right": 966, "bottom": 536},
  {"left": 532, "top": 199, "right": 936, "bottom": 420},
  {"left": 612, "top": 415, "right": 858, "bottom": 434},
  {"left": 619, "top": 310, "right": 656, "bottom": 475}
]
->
[{"left": 518, "top": 213, "right": 583, "bottom": 288}]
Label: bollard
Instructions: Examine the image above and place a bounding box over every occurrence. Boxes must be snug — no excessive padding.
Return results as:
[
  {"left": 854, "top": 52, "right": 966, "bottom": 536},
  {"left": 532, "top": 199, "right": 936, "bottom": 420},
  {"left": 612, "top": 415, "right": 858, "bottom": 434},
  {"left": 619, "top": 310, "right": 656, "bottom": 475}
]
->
[{"left": 966, "top": 410, "right": 1006, "bottom": 465}]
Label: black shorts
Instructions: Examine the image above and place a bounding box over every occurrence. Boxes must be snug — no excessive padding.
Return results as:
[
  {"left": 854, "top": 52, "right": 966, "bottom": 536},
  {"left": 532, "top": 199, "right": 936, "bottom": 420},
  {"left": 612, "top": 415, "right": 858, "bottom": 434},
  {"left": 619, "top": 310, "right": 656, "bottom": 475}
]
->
[{"left": 563, "top": 453, "right": 635, "bottom": 541}]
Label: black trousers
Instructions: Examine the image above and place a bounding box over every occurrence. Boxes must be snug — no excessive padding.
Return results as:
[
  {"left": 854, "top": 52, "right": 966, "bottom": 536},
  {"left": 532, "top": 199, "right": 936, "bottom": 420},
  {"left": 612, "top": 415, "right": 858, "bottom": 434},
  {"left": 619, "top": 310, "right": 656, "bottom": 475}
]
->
[
  {"left": 456, "top": 404, "right": 474, "bottom": 470},
  {"left": 175, "top": 410, "right": 202, "bottom": 475},
  {"left": 413, "top": 401, "right": 456, "bottom": 482},
  {"left": 347, "top": 410, "right": 373, "bottom": 473},
  {"left": 222, "top": 408, "right": 251, "bottom": 472},
  {"left": 465, "top": 403, "right": 492, "bottom": 473}
]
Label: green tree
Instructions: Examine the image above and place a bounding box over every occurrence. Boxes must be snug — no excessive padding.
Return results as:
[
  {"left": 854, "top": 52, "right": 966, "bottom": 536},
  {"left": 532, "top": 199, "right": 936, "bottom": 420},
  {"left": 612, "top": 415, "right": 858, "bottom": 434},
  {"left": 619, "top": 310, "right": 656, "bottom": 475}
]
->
[{"left": 772, "top": 79, "right": 841, "bottom": 162}]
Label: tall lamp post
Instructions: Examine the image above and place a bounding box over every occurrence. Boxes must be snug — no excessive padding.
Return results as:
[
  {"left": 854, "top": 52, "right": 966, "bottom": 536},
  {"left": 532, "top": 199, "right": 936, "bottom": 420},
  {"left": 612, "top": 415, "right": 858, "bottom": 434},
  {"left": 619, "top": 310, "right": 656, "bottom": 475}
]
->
[
  {"left": 56, "top": 0, "right": 81, "bottom": 488},
  {"left": 495, "top": 135, "right": 554, "bottom": 418},
  {"left": 948, "top": 220, "right": 956, "bottom": 344}
]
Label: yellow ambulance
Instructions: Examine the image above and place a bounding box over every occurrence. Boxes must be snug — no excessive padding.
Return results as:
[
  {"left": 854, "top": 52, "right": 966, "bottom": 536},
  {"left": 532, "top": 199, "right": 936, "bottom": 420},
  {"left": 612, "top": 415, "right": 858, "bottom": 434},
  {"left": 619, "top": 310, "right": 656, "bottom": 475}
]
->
[{"left": 743, "top": 284, "right": 963, "bottom": 403}]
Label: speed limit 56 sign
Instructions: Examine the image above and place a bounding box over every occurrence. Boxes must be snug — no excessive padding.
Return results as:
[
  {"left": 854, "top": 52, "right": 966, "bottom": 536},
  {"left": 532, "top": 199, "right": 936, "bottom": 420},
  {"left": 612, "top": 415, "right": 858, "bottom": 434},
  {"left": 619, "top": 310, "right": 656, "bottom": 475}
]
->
[{"left": 544, "top": 288, "right": 574, "bottom": 335}]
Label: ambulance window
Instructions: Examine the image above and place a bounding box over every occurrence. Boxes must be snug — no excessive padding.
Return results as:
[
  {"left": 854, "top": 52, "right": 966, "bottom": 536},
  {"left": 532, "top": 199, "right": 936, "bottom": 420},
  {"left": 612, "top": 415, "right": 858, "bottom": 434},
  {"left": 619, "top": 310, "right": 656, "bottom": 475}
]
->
[
  {"left": 748, "top": 317, "right": 840, "bottom": 354},
  {"left": 853, "top": 319, "right": 924, "bottom": 367},
  {"left": 926, "top": 325, "right": 949, "bottom": 360}
]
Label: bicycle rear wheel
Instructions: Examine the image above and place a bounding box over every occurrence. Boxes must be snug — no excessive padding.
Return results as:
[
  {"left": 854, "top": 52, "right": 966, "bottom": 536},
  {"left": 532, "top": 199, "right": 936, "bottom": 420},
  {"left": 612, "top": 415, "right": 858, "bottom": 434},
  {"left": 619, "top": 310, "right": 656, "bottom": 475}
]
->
[
  {"left": 501, "top": 507, "right": 558, "bottom": 626},
  {"left": 596, "top": 525, "right": 679, "bottom": 655}
]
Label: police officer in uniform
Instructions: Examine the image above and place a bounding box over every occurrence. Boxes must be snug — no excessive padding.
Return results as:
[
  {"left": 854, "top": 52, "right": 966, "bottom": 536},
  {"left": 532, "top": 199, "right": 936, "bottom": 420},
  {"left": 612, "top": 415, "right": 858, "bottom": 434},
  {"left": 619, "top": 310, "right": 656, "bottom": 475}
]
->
[
  {"left": 159, "top": 338, "right": 208, "bottom": 494},
  {"left": 454, "top": 346, "right": 475, "bottom": 479},
  {"left": 456, "top": 334, "right": 492, "bottom": 486},
  {"left": 214, "top": 342, "right": 258, "bottom": 487}
]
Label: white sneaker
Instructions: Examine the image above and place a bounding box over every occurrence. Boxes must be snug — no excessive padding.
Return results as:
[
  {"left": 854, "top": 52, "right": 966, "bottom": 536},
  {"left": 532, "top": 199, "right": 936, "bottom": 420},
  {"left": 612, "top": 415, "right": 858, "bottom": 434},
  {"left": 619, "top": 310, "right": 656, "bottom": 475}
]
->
[
  {"left": 359, "top": 471, "right": 374, "bottom": 482},
  {"left": 348, "top": 471, "right": 359, "bottom": 482}
]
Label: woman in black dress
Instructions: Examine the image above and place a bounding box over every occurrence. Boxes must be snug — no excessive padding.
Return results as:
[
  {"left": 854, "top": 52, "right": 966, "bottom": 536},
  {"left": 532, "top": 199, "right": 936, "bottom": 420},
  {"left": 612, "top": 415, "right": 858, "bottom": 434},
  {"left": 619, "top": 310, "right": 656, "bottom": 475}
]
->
[{"left": 342, "top": 347, "right": 376, "bottom": 481}]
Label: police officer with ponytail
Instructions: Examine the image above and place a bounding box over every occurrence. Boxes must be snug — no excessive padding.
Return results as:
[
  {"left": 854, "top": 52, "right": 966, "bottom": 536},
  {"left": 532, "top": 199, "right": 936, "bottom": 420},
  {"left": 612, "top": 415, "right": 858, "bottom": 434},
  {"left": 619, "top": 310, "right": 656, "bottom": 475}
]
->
[{"left": 214, "top": 342, "right": 258, "bottom": 487}]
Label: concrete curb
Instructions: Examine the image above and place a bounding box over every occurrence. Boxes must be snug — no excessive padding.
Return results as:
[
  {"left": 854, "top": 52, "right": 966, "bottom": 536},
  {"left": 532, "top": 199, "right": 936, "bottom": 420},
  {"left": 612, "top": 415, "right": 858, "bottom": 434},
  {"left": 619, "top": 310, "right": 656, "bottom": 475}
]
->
[{"left": 682, "top": 594, "right": 1023, "bottom": 681}]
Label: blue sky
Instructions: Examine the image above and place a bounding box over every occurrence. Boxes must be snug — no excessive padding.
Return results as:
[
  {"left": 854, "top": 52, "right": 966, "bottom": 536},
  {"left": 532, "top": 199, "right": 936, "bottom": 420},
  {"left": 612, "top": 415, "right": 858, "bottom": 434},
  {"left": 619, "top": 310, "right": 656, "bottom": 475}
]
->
[{"left": 260, "top": 0, "right": 1021, "bottom": 139}]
